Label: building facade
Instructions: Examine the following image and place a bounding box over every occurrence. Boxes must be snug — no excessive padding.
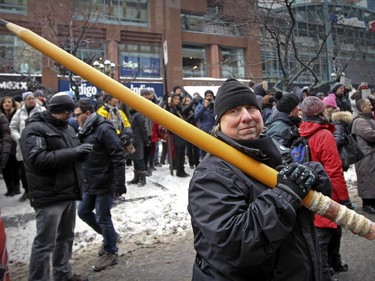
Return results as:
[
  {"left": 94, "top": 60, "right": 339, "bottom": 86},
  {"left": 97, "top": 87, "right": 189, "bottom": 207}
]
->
[
  {"left": 0, "top": 0, "right": 374, "bottom": 98},
  {"left": 0, "top": 0, "right": 262, "bottom": 98}
]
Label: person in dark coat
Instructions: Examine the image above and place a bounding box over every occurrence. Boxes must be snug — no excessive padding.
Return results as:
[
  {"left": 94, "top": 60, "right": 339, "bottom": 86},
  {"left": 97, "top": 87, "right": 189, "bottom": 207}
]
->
[
  {"left": 20, "top": 92, "right": 90, "bottom": 281},
  {"left": 331, "top": 111, "right": 354, "bottom": 171},
  {"left": 75, "top": 100, "right": 126, "bottom": 272},
  {"left": 330, "top": 84, "right": 352, "bottom": 113},
  {"left": 299, "top": 96, "right": 353, "bottom": 280},
  {"left": 128, "top": 107, "right": 150, "bottom": 186},
  {"left": 188, "top": 78, "right": 331, "bottom": 281},
  {"left": 0, "top": 112, "right": 12, "bottom": 181},
  {"left": 0, "top": 96, "right": 20, "bottom": 197},
  {"left": 261, "top": 93, "right": 275, "bottom": 123},
  {"left": 194, "top": 90, "right": 215, "bottom": 159},
  {"left": 265, "top": 91, "right": 301, "bottom": 147},
  {"left": 169, "top": 93, "right": 190, "bottom": 177},
  {"left": 351, "top": 98, "right": 375, "bottom": 214},
  {"left": 183, "top": 95, "right": 200, "bottom": 168}
]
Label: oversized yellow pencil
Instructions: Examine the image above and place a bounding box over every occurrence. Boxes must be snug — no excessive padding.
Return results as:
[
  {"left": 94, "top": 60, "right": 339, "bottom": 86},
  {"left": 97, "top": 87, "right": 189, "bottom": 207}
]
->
[{"left": 2, "top": 19, "right": 374, "bottom": 240}]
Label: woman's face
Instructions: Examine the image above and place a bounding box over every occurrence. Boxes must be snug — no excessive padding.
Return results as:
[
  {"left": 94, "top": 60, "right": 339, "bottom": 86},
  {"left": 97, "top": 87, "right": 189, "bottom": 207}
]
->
[
  {"left": 2, "top": 98, "right": 13, "bottom": 111},
  {"left": 171, "top": 96, "right": 181, "bottom": 106},
  {"left": 25, "top": 95, "right": 36, "bottom": 108},
  {"left": 220, "top": 105, "right": 263, "bottom": 140}
]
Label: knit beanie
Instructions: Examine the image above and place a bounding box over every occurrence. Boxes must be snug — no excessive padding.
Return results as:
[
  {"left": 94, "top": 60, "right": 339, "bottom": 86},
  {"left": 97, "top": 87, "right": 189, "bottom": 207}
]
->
[
  {"left": 204, "top": 89, "right": 214, "bottom": 98},
  {"left": 140, "top": 88, "right": 151, "bottom": 96},
  {"left": 252, "top": 81, "right": 268, "bottom": 97},
  {"left": 103, "top": 94, "right": 113, "bottom": 103},
  {"left": 275, "top": 92, "right": 300, "bottom": 113},
  {"left": 22, "top": 91, "right": 34, "bottom": 101},
  {"left": 214, "top": 78, "right": 260, "bottom": 124},
  {"left": 48, "top": 92, "right": 75, "bottom": 113},
  {"left": 323, "top": 93, "right": 337, "bottom": 108},
  {"left": 332, "top": 83, "right": 344, "bottom": 93},
  {"left": 300, "top": 96, "right": 325, "bottom": 117}
]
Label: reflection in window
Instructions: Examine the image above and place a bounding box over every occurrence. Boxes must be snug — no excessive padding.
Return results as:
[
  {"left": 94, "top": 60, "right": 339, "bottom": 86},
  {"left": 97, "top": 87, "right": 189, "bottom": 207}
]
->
[
  {"left": 0, "top": 35, "right": 41, "bottom": 74},
  {"left": 220, "top": 47, "right": 245, "bottom": 79},
  {"left": 182, "top": 45, "right": 207, "bottom": 77},
  {"left": 76, "top": 48, "right": 105, "bottom": 65},
  {"left": 0, "top": 0, "right": 27, "bottom": 14},
  {"left": 120, "top": 43, "right": 160, "bottom": 78},
  {"left": 72, "top": 0, "right": 148, "bottom": 26}
]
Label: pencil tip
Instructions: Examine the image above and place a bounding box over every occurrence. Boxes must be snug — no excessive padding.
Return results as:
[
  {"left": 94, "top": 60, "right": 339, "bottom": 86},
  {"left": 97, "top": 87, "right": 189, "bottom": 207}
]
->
[{"left": 0, "top": 19, "right": 8, "bottom": 26}]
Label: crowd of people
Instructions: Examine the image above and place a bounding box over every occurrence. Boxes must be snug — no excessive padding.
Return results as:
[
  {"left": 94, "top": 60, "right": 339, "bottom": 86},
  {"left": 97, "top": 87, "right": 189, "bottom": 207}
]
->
[{"left": 1, "top": 77, "right": 375, "bottom": 280}]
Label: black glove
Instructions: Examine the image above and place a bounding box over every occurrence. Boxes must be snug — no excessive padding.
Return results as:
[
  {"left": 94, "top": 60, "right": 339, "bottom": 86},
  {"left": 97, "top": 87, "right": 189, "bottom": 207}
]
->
[
  {"left": 120, "top": 127, "right": 134, "bottom": 146},
  {"left": 75, "top": 143, "right": 94, "bottom": 155},
  {"left": 339, "top": 199, "right": 355, "bottom": 210},
  {"left": 277, "top": 163, "right": 316, "bottom": 200},
  {"left": 114, "top": 184, "right": 127, "bottom": 195},
  {"left": 302, "top": 161, "right": 332, "bottom": 197},
  {"left": 0, "top": 153, "right": 9, "bottom": 169}
]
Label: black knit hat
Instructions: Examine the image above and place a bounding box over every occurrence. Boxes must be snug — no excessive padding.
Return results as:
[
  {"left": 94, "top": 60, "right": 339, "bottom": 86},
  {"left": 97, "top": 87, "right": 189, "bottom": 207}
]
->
[
  {"left": 103, "top": 94, "right": 113, "bottom": 103},
  {"left": 214, "top": 78, "right": 260, "bottom": 124},
  {"left": 332, "top": 83, "right": 344, "bottom": 93},
  {"left": 275, "top": 92, "right": 300, "bottom": 113},
  {"left": 204, "top": 89, "right": 214, "bottom": 98},
  {"left": 48, "top": 92, "right": 75, "bottom": 113}
]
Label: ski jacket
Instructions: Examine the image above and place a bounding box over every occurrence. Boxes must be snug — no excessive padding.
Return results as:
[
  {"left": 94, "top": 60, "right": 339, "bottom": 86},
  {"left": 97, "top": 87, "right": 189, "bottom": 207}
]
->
[
  {"left": 351, "top": 112, "right": 375, "bottom": 199},
  {"left": 78, "top": 113, "right": 126, "bottom": 195},
  {"left": 10, "top": 103, "right": 45, "bottom": 161},
  {"left": 20, "top": 111, "right": 83, "bottom": 208},
  {"left": 299, "top": 118, "right": 349, "bottom": 228},
  {"left": 188, "top": 132, "right": 327, "bottom": 281}
]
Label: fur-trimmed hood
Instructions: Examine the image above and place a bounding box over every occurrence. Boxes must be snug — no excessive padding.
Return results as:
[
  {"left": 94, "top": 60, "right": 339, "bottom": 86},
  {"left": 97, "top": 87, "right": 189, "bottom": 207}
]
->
[{"left": 331, "top": 111, "right": 353, "bottom": 125}]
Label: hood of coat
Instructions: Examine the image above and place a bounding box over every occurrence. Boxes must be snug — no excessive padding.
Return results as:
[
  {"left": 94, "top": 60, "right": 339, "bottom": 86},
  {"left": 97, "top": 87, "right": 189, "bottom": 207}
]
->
[
  {"left": 331, "top": 111, "right": 353, "bottom": 125},
  {"left": 25, "top": 111, "right": 68, "bottom": 128},
  {"left": 299, "top": 120, "right": 335, "bottom": 138},
  {"left": 78, "top": 113, "right": 109, "bottom": 138}
]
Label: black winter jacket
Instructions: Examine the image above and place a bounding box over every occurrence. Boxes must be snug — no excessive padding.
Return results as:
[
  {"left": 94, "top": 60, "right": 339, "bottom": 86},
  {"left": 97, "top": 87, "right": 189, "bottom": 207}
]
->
[
  {"left": 20, "top": 112, "right": 84, "bottom": 208},
  {"left": 188, "top": 132, "right": 326, "bottom": 281},
  {"left": 78, "top": 113, "right": 125, "bottom": 195}
]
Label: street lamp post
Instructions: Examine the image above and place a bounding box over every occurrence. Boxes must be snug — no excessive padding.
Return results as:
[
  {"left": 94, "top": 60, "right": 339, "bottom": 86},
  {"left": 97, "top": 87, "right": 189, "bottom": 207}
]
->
[{"left": 93, "top": 59, "right": 116, "bottom": 78}]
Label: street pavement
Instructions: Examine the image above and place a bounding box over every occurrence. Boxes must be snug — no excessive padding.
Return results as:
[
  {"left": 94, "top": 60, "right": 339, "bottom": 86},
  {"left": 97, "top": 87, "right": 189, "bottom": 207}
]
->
[{"left": 1, "top": 172, "right": 374, "bottom": 281}]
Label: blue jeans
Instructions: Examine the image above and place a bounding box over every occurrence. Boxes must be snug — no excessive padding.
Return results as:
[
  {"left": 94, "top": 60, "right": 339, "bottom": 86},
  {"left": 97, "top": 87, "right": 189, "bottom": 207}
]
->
[
  {"left": 28, "top": 201, "right": 76, "bottom": 281},
  {"left": 77, "top": 192, "right": 118, "bottom": 254}
]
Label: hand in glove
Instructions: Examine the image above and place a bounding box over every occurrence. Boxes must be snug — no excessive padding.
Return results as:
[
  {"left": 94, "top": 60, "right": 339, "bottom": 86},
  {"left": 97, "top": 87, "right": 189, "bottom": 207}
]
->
[
  {"left": 339, "top": 199, "right": 355, "bottom": 210},
  {"left": 0, "top": 153, "right": 9, "bottom": 169},
  {"left": 114, "top": 184, "right": 127, "bottom": 195},
  {"left": 277, "top": 163, "right": 316, "bottom": 200},
  {"left": 75, "top": 143, "right": 94, "bottom": 155}
]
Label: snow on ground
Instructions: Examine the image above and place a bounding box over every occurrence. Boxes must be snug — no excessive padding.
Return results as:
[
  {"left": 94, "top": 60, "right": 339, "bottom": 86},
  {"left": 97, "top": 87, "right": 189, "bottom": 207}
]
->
[
  {"left": 1, "top": 162, "right": 359, "bottom": 265},
  {"left": 1, "top": 164, "right": 193, "bottom": 264}
]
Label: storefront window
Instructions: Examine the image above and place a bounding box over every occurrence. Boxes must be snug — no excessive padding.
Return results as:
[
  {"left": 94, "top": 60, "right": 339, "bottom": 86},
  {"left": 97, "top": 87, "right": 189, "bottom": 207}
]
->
[
  {"left": 72, "top": 0, "right": 148, "bottom": 26},
  {"left": 0, "top": 35, "right": 41, "bottom": 74},
  {"left": 76, "top": 48, "right": 105, "bottom": 65},
  {"left": 182, "top": 45, "right": 207, "bottom": 77},
  {"left": 120, "top": 43, "right": 161, "bottom": 78},
  {"left": 0, "top": 0, "right": 27, "bottom": 15},
  {"left": 220, "top": 47, "right": 245, "bottom": 79}
]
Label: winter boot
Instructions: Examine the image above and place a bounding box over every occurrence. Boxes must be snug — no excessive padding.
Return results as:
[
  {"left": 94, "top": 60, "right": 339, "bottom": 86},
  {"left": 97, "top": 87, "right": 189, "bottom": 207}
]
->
[
  {"left": 138, "top": 171, "right": 146, "bottom": 187},
  {"left": 127, "top": 170, "right": 139, "bottom": 184},
  {"left": 19, "top": 191, "right": 29, "bottom": 202},
  {"left": 13, "top": 185, "right": 21, "bottom": 195}
]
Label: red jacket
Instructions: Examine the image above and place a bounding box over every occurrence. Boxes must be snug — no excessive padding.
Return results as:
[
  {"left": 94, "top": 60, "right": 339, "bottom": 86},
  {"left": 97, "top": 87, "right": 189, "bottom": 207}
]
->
[{"left": 299, "top": 121, "right": 350, "bottom": 228}]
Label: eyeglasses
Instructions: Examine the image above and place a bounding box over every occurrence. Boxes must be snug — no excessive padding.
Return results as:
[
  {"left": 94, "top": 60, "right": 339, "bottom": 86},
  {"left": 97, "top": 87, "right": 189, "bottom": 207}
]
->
[{"left": 74, "top": 112, "right": 84, "bottom": 118}]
